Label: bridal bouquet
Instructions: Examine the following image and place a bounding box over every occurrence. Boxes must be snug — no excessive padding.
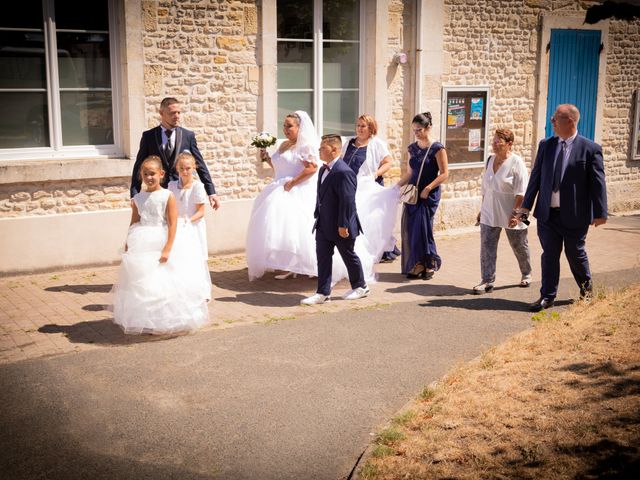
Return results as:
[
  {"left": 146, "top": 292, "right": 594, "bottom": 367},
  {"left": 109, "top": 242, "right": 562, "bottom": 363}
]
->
[{"left": 251, "top": 132, "right": 277, "bottom": 149}]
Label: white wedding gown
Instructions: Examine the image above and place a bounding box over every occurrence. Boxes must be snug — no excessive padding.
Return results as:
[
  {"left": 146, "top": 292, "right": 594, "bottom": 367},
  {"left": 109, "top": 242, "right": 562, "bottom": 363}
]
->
[
  {"left": 109, "top": 189, "right": 209, "bottom": 335},
  {"left": 246, "top": 146, "right": 319, "bottom": 280},
  {"left": 246, "top": 147, "right": 376, "bottom": 286}
]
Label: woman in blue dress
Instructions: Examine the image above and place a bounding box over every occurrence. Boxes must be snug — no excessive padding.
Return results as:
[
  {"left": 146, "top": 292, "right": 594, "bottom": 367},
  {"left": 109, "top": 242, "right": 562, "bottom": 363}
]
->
[{"left": 396, "top": 112, "right": 449, "bottom": 279}]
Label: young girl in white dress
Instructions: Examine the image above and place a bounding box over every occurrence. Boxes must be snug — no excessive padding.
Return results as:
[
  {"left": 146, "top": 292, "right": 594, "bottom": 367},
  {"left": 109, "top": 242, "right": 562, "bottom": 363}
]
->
[
  {"left": 110, "top": 155, "right": 209, "bottom": 335},
  {"left": 168, "top": 152, "right": 213, "bottom": 301}
]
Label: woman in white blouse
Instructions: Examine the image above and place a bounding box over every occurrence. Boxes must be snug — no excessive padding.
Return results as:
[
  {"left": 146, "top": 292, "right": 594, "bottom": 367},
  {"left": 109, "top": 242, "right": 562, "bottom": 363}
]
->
[{"left": 474, "top": 128, "right": 532, "bottom": 293}]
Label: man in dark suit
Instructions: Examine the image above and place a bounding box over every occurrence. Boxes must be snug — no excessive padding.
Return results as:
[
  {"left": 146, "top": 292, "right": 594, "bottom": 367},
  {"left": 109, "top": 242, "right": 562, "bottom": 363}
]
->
[
  {"left": 521, "top": 103, "right": 607, "bottom": 312},
  {"left": 301, "top": 134, "right": 370, "bottom": 305},
  {"left": 130, "top": 97, "right": 220, "bottom": 209}
]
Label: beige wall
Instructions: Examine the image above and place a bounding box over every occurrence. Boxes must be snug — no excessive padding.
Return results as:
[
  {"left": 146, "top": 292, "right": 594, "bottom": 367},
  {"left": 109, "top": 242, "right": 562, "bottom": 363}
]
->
[{"left": 2, "top": 0, "right": 639, "bottom": 274}]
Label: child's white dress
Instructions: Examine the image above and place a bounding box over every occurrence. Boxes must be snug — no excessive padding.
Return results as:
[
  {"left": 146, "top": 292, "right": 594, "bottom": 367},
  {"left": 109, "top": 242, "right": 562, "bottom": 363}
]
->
[
  {"left": 110, "top": 189, "right": 209, "bottom": 335},
  {"left": 168, "top": 179, "right": 212, "bottom": 299}
]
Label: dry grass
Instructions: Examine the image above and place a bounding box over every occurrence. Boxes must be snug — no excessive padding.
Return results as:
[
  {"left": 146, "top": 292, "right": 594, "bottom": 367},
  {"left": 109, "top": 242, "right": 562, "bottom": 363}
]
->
[{"left": 358, "top": 285, "right": 640, "bottom": 479}]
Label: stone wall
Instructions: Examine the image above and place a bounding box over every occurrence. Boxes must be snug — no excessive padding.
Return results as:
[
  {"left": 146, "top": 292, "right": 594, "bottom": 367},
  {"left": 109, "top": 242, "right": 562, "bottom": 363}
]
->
[
  {"left": 441, "top": 0, "right": 640, "bottom": 212},
  {"left": 142, "top": 0, "right": 262, "bottom": 199},
  {"left": 0, "top": 179, "right": 130, "bottom": 216}
]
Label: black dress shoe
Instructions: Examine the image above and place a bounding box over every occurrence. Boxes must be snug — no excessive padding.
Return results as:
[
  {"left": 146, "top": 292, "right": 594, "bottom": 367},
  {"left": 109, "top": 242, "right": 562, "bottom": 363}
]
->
[{"left": 529, "top": 297, "right": 554, "bottom": 312}]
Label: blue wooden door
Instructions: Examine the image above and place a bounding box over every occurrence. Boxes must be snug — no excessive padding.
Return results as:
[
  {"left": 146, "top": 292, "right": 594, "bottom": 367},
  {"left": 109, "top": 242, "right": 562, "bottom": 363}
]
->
[{"left": 546, "top": 29, "right": 601, "bottom": 140}]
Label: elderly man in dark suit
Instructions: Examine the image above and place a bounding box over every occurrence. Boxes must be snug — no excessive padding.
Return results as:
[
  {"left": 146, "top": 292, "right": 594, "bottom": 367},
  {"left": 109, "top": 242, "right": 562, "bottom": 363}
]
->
[
  {"left": 521, "top": 103, "right": 607, "bottom": 312},
  {"left": 301, "top": 134, "right": 370, "bottom": 305},
  {"left": 130, "top": 97, "right": 220, "bottom": 209}
]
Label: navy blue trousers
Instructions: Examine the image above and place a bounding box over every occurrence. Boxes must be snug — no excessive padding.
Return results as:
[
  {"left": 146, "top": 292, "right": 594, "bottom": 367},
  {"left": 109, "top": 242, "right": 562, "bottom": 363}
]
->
[
  {"left": 537, "top": 209, "right": 591, "bottom": 300},
  {"left": 315, "top": 229, "right": 365, "bottom": 296}
]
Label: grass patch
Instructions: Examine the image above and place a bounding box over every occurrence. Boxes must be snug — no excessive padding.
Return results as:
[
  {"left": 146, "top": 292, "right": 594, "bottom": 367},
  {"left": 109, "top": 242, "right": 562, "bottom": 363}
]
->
[
  {"left": 263, "top": 315, "right": 296, "bottom": 325},
  {"left": 376, "top": 427, "right": 405, "bottom": 446},
  {"left": 391, "top": 410, "right": 416, "bottom": 427},
  {"left": 358, "top": 284, "right": 640, "bottom": 479},
  {"left": 371, "top": 445, "right": 395, "bottom": 458}
]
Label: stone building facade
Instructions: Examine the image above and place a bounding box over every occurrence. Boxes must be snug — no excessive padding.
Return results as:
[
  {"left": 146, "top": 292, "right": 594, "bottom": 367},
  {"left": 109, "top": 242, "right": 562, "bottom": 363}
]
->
[{"left": 1, "top": 0, "right": 639, "bottom": 273}]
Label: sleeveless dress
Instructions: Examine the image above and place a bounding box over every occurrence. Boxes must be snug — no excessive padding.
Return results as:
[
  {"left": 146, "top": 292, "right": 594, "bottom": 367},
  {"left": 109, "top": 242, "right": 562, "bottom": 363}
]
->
[
  {"left": 110, "top": 189, "right": 209, "bottom": 335},
  {"left": 246, "top": 145, "right": 319, "bottom": 280}
]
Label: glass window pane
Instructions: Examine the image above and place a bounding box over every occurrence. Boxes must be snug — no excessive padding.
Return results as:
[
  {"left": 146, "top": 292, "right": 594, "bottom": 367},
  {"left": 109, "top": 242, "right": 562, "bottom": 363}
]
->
[
  {"left": 61, "top": 91, "right": 113, "bottom": 146},
  {"left": 323, "top": 42, "right": 358, "bottom": 89},
  {"left": 2, "top": 1, "right": 43, "bottom": 29},
  {"left": 278, "top": 92, "right": 313, "bottom": 128},
  {"left": 57, "top": 32, "right": 111, "bottom": 88},
  {"left": 323, "top": 0, "right": 359, "bottom": 40},
  {"left": 277, "top": 0, "right": 313, "bottom": 39},
  {"left": 277, "top": 41, "right": 313, "bottom": 90},
  {"left": 56, "top": 0, "right": 109, "bottom": 31},
  {"left": 323, "top": 91, "right": 358, "bottom": 135},
  {"left": 0, "top": 92, "right": 49, "bottom": 148},
  {"left": 0, "top": 31, "right": 46, "bottom": 89}
]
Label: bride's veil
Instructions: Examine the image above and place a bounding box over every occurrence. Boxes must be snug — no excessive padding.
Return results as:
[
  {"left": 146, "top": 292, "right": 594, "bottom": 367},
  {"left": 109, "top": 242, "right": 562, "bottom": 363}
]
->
[{"left": 294, "top": 110, "right": 319, "bottom": 160}]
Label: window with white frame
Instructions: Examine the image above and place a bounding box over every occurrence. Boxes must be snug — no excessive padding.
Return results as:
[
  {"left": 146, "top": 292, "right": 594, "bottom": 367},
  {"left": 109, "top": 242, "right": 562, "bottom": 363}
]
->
[
  {"left": 0, "top": 0, "right": 117, "bottom": 157},
  {"left": 277, "top": 0, "right": 361, "bottom": 136}
]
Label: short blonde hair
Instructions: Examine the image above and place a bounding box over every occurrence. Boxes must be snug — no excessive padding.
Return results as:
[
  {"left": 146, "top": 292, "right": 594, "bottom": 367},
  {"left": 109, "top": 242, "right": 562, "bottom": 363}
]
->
[
  {"left": 358, "top": 114, "right": 378, "bottom": 136},
  {"left": 176, "top": 151, "right": 197, "bottom": 169}
]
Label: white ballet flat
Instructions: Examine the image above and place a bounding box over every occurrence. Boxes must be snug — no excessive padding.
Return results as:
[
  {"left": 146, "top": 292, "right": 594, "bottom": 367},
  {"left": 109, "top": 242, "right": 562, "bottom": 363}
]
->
[{"left": 274, "top": 272, "right": 297, "bottom": 280}]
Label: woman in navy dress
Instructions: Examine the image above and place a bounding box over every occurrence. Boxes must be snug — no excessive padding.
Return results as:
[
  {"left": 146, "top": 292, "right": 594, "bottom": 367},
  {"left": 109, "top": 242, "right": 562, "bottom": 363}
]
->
[{"left": 396, "top": 112, "right": 449, "bottom": 279}]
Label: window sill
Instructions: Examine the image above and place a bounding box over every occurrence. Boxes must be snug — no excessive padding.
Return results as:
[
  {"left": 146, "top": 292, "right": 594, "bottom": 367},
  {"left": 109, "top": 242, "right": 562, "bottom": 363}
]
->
[{"left": 0, "top": 156, "right": 134, "bottom": 185}]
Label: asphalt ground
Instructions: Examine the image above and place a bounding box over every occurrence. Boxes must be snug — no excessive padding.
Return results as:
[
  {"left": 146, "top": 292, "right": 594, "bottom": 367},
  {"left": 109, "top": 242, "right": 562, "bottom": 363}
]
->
[{"left": 1, "top": 214, "right": 639, "bottom": 479}]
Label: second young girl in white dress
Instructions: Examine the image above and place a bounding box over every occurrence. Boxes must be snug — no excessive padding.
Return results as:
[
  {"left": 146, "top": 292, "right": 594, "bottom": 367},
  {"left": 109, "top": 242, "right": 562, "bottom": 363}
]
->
[{"left": 169, "top": 152, "right": 213, "bottom": 301}]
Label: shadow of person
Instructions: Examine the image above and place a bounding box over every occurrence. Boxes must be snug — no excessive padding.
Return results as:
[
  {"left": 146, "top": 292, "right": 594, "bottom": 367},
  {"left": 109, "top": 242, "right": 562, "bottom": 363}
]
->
[
  {"left": 211, "top": 268, "right": 316, "bottom": 292},
  {"left": 38, "top": 319, "right": 180, "bottom": 345},
  {"left": 45, "top": 284, "right": 113, "bottom": 294},
  {"left": 216, "top": 291, "right": 307, "bottom": 307},
  {"left": 418, "top": 297, "right": 573, "bottom": 312},
  {"left": 385, "top": 283, "right": 471, "bottom": 297}
]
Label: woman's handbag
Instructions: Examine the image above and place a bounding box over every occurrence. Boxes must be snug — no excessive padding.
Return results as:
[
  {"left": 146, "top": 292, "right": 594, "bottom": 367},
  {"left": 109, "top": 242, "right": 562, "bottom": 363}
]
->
[{"left": 400, "top": 143, "right": 433, "bottom": 205}]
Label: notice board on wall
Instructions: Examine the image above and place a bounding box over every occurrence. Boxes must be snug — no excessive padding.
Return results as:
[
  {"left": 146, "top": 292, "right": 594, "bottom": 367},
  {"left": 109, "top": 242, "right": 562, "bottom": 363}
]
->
[{"left": 440, "top": 87, "right": 490, "bottom": 165}]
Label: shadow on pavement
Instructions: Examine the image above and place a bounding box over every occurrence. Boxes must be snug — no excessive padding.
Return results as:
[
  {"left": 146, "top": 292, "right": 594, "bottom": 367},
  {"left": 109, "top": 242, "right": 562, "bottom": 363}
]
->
[
  {"left": 418, "top": 297, "right": 573, "bottom": 311},
  {"left": 45, "top": 284, "right": 113, "bottom": 294},
  {"left": 37, "top": 320, "right": 179, "bottom": 345},
  {"left": 385, "top": 283, "right": 471, "bottom": 297},
  {"left": 211, "top": 268, "right": 316, "bottom": 292},
  {"left": 216, "top": 291, "right": 307, "bottom": 307}
]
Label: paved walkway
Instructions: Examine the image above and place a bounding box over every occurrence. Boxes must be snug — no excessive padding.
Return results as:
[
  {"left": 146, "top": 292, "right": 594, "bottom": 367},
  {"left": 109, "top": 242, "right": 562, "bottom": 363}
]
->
[
  {"left": 1, "top": 214, "right": 639, "bottom": 365},
  {"left": 1, "top": 214, "right": 640, "bottom": 480}
]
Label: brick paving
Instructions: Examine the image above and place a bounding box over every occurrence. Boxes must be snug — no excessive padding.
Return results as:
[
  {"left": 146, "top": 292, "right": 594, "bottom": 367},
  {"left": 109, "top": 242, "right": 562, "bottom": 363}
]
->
[{"left": 1, "top": 214, "right": 639, "bottom": 365}]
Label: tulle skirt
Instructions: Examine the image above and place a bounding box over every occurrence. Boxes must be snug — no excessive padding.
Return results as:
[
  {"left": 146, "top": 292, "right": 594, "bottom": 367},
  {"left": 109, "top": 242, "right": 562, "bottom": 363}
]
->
[
  {"left": 245, "top": 176, "right": 380, "bottom": 287},
  {"left": 109, "top": 223, "right": 210, "bottom": 335},
  {"left": 355, "top": 179, "right": 400, "bottom": 260},
  {"left": 246, "top": 176, "right": 318, "bottom": 280}
]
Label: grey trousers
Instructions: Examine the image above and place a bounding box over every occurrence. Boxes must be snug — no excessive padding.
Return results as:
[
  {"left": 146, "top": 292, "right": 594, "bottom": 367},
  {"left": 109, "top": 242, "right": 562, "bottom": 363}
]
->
[{"left": 480, "top": 223, "right": 531, "bottom": 284}]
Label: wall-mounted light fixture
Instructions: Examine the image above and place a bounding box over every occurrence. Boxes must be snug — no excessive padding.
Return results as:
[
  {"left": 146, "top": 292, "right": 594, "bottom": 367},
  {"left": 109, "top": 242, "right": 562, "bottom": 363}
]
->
[{"left": 393, "top": 52, "right": 408, "bottom": 65}]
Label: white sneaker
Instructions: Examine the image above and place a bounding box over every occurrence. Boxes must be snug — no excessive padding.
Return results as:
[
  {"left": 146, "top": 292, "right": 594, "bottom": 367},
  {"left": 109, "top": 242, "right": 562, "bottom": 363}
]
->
[
  {"left": 472, "top": 282, "right": 494, "bottom": 294},
  {"left": 342, "top": 286, "right": 370, "bottom": 300},
  {"left": 301, "top": 293, "right": 331, "bottom": 305}
]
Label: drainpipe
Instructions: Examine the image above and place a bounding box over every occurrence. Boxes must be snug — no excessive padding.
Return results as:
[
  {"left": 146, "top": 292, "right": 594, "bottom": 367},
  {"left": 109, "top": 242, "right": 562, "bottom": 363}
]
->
[{"left": 414, "top": 0, "right": 424, "bottom": 115}]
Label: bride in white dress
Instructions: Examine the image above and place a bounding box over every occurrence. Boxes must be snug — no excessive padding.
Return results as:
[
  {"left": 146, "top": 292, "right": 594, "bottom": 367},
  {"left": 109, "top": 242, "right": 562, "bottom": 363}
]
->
[{"left": 246, "top": 111, "right": 320, "bottom": 280}]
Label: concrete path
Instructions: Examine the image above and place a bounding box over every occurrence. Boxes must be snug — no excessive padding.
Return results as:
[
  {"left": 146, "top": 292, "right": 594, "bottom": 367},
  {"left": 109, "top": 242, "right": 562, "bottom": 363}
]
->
[{"left": 1, "top": 214, "right": 639, "bottom": 479}]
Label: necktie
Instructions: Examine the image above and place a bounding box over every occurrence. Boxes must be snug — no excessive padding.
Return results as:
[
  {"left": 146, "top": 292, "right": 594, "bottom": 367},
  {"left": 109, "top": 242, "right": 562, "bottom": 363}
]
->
[
  {"left": 552, "top": 140, "right": 566, "bottom": 192},
  {"left": 165, "top": 129, "right": 174, "bottom": 156}
]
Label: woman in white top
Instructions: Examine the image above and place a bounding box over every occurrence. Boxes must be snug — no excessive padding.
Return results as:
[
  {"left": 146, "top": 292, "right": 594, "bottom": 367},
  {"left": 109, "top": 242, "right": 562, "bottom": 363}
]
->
[
  {"left": 474, "top": 128, "right": 532, "bottom": 293},
  {"left": 246, "top": 111, "right": 319, "bottom": 280},
  {"left": 341, "top": 114, "right": 400, "bottom": 264}
]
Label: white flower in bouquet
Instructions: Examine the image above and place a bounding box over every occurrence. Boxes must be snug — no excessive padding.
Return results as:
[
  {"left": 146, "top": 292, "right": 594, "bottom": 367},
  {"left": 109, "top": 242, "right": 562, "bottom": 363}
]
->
[{"left": 251, "top": 132, "right": 277, "bottom": 149}]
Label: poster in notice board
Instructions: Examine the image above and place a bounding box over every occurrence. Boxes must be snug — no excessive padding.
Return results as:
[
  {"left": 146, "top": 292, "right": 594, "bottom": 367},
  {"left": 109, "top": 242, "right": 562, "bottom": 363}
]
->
[{"left": 442, "top": 88, "right": 489, "bottom": 164}]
